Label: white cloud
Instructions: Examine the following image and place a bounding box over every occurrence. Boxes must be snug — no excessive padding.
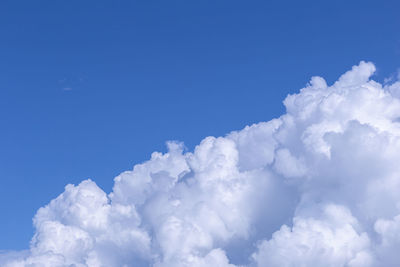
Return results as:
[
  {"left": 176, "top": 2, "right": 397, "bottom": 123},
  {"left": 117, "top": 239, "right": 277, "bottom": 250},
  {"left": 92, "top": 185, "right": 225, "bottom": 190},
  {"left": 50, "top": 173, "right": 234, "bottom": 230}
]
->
[
  {"left": 252, "top": 204, "right": 374, "bottom": 267},
  {"left": 3, "top": 61, "right": 400, "bottom": 266}
]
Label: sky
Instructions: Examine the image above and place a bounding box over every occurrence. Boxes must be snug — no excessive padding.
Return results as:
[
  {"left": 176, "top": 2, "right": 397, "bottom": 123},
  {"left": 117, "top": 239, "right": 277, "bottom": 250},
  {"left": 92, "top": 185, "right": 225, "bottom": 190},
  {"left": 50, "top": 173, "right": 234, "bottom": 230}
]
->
[{"left": 0, "top": 0, "right": 400, "bottom": 262}]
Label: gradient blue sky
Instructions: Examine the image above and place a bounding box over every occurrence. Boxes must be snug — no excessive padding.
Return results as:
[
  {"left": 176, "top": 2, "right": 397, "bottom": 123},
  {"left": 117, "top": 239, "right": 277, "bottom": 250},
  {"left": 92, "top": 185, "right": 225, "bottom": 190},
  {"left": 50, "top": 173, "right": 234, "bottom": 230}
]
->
[{"left": 1, "top": 0, "right": 399, "bottom": 250}]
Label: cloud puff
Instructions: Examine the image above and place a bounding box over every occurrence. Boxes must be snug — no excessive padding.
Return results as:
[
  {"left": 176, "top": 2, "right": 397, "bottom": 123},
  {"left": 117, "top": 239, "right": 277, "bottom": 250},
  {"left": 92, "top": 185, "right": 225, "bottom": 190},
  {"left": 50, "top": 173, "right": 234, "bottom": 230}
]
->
[
  {"left": 3, "top": 61, "right": 400, "bottom": 266},
  {"left": 252, "top": 204, "right": 374, "bottom": 267}
]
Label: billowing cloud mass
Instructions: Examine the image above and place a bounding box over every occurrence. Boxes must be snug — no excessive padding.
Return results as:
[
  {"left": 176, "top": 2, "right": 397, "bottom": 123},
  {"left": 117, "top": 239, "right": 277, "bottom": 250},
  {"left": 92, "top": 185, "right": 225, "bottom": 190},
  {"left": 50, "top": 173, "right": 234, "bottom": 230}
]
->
[{"left": 3, "top": 61, "right": 400, "bottom": 266}]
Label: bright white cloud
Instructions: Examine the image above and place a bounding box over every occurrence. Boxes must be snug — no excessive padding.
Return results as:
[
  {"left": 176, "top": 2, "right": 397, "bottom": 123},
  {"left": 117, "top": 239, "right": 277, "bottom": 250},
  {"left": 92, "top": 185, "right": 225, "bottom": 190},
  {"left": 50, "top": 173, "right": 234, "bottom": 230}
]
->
[
  {"left": 3, "top": 61, "right": 400, "bottom": 266},
  {"left": 252, "top": 204, "right": 374, "bottom": 267}
]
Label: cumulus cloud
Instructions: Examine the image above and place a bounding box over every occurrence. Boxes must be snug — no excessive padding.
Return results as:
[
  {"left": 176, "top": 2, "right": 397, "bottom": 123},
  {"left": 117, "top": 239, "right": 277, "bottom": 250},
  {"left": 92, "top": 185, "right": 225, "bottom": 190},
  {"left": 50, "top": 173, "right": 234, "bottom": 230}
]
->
[
  {"left": 3, "top": 61, "right": 400, "bottom": 266},
  {"left": 252, "top": 204, "right": 374, "bottom": 267}
]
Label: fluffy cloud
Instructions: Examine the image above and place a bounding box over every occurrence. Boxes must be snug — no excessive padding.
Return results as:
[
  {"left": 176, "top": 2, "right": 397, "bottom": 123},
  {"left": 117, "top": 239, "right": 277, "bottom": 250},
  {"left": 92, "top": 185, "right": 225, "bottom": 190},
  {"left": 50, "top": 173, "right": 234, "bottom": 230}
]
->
[
  {"left": 252, "top": 204, "right": 374, "bottom": 267},
  {"left": 3, "top": 61, "right": 400, "bottom": 266}
]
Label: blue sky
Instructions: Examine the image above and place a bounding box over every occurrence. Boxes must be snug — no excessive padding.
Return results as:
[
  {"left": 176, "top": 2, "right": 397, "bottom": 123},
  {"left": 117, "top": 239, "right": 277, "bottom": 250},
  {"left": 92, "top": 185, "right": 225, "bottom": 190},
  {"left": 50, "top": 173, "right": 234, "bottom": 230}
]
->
[{"left": 0, "top": 0, "right": 399, "bottom": 250}]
